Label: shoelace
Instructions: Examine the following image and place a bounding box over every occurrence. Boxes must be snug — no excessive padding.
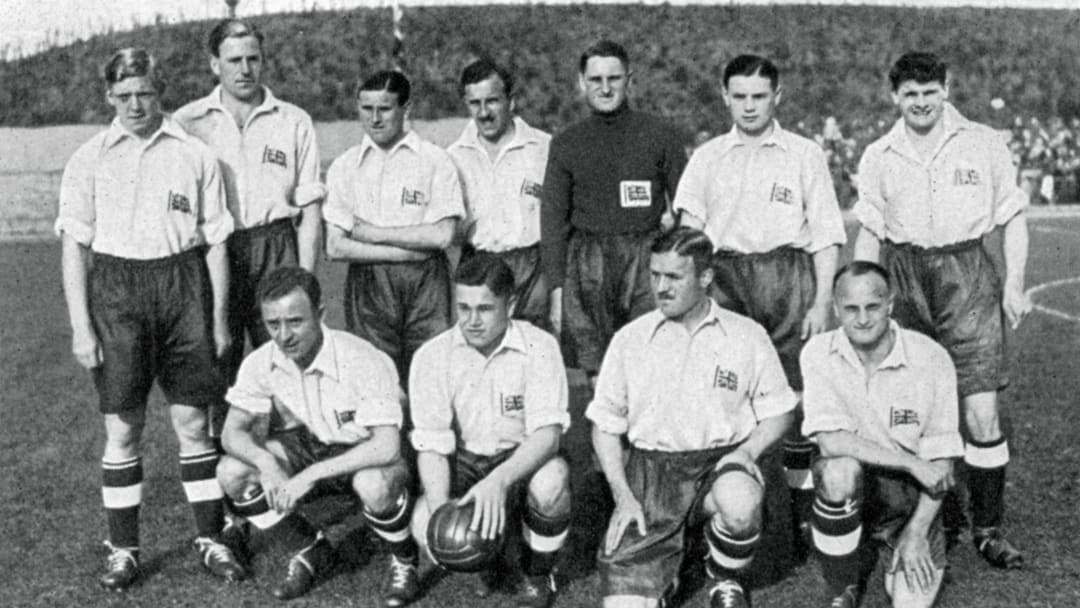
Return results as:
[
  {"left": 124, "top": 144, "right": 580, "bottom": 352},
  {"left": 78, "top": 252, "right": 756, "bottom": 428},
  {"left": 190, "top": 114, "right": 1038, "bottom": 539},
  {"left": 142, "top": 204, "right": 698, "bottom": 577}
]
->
[
  {"left": 709, "top": 580, "right": 742, "bottom": 608},
  {"left": 103, "top": 541, "right": 137, "bottom": 570},
  {"left": 389, "top": 557, "right": 415, "bottom": 589},
  {"left": 196, "top": 538, "right": 236, "bottom": 566}
]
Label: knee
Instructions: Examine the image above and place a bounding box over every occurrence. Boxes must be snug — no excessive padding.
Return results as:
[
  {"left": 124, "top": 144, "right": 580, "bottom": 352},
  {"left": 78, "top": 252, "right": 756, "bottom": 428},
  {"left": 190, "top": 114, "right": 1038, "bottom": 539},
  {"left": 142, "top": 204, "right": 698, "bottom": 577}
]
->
[
  {"left": 707, "top": 472, "right": 763, "bottom": 534},
  {"left": 216, "top": 455, "right": 258, "bottom": 499},
  {"left": 527, "top": 457, "right": 571, "bottom": 514},
  {"left": 814, "top": 456, "right": 862, "bottom": 503},
  {"left": 172, "top": 409, "right": 211, "bottom": 448},
  {"left": 352, "top": 460, "right": 409, "bottom": 512}
]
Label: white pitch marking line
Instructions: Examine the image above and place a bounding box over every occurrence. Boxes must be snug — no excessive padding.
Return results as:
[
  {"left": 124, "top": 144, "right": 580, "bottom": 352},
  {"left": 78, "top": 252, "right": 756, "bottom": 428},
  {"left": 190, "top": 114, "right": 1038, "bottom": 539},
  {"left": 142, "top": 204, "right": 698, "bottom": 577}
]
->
[
  {"left": 1026, "top": 277, "right": 1080, "bottom": 323},
  {"left": 1032, "top": 225, "right": 1080, "bottom": 236}
]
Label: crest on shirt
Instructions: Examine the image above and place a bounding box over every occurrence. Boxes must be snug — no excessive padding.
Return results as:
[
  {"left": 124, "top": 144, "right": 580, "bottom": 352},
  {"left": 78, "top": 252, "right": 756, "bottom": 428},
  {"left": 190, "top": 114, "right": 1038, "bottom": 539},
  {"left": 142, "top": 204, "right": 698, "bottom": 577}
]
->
[
  {"left": 262, "top": 145, "right": 288, "bottom": 169},
  {"left": 168, "top": 190, "right": 192, "bottom": 215},
  {"left": 619, "top": 180, "right": 652, "bottom": 208},
  {"left": 520, "top": 179, "right": 544, "bottom": 198},
  {"left": 501, "top": 393, "right": 525, "bottom": 416},
  {"left": 334, "top": 409, "right": 356, "bottom": 427},
  {"left": 713, "top": 367, "right": 739, "bottom": 391},
  {"left": 954, "top": 168, "right": 981, "bottom": 186},
  {"left": 401, "top": 188, "right": 428, "bottom": 207},
  {"left": 890, "top": 407, "right": 919, "bottom": 427},
  {"left": 770, "top": 183, "right": 795, "bottom": 205}
]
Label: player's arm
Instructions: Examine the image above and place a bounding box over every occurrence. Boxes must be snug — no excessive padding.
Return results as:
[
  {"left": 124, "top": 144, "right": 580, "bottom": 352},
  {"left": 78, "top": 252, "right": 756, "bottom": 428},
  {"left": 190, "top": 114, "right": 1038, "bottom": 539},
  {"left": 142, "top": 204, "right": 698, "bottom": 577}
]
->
[
  {"left": 296, "top": 202, "right": 323, "bottom": 273},
  {"left": 814, "top": 430, "right": 952, "bottom": 497},
  {"left": 1001, "top": 212, "right": 1033, "bottom": 329},
  {"left": 61, "top": 234, "right": 100, "bottom": 369},
  {"left": 540, "top": 142, "right": 573, "bottom": 335},
  {"left": 204, "top": 242, "right": 231, "bottom": 358},
  {"left": 220, "top": 405, "right": 292, "bottom": 512},
  {"left": 891, "top": 458, "right": 952, "bottom": 594},
  {"left": 802, "top": 245, "right": 840, "bottom": 338},
  {"left": 325, "top": 224, "right": 431, "bottom": 263},
  {"left": 592, "top": 424, "right": 647, "bottom": 555},
  {"left": 678, "top": 211, "right": 706, "bottom": 231},
  {"left": 852, "top": 226, "right": 881, "bottom": 263},
  {"left": 350, "top": 216, "right": 456, "bottom": 251}
]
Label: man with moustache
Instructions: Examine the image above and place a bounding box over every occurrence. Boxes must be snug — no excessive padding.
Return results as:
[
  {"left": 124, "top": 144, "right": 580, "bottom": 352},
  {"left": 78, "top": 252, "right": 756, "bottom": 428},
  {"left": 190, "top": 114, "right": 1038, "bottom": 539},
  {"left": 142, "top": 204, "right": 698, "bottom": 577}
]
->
[
  {"left": 448, "top": 59, "right": 553, "bottom": 330},
  {"left": 323, "top": 70, "right": 464, "bottom": 382},
  {"left": 589, "top": 227, "right": 796, "bottom": 608},
  {"left": 541, "top": 40, "right": 686, "bottom": 379},
  {"left": 853, "top": 52, "right": 1031, "bottom": 568},
  {"left": 801, "top": 262, "right": 962, "bottom": 608}
]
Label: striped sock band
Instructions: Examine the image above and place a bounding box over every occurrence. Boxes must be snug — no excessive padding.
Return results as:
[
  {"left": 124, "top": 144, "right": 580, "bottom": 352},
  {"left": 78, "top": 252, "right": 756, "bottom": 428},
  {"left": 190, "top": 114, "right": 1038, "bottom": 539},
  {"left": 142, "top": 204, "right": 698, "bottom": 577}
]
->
[
  {"left": 232, "top": 489, "right": 318, "bottom": 554},
  {"left": 965, "top": 437, "right": 1009, "bottom": 529},
  {"left": 522, "top": 508, "right": 570, "bottom": 575},
  {"left": 704, "top": 517, "right": 760, "bottom": 580},
  {"left": 363, "top": 492, "right": 418, "bottom": 564},
  {"left": 102, "top": 457, "right": 143, "bottom": 550},
  {"left": 783, "top": 438, "right": 817, "bottom": 491},
  {"left": 180, "top": 450, "right": 225, "bottom": 538},
  {"left": 811, "top": 496, "right": 862, "bottom": 595}
]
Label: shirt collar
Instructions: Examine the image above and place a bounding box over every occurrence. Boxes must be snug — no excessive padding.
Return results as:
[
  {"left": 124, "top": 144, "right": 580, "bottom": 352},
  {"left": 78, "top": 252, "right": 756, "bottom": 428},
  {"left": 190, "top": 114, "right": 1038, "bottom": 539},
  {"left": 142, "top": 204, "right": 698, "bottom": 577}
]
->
[
  {"left": 829, "top": 320, "right": 908, "bottom": 370},
  {"left": 716, "top": 120, "right": 791, "bottom": 155},
  {"left": 649, "top": 299, "right": 728, "bottom": 340},
  {"left": 356, "top": 129, "right": 421, "bottom": 165},
  {"left": 451, "top": 319, "right": 528, "bottom": 357},
  {"left": 269, "top": 324, "right": 339, "bottom": 380},
  {"left": 452, "top": 116, "right": 540, "bottom": 153},
  {"left": 883, "top": 102, "right": 973, "bottom": 153},
  {"left": 103, "top": 114, "right": 189, "bottom": 149}
]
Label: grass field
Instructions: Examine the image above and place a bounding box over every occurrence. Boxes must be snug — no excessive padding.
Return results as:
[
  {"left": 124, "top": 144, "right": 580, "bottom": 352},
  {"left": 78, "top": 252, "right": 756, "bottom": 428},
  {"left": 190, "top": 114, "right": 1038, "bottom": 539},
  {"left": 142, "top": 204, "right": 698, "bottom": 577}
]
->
[{"left": 4, "top": 215, "right": 1080, "bottom": 607}]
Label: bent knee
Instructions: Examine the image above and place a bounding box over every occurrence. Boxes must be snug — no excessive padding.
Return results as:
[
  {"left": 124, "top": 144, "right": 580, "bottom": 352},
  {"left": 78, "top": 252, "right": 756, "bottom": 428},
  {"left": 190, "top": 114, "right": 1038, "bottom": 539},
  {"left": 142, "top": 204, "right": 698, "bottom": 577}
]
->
[
  {"left": 216, "top": 455, "right": 258, "bottom": 498},
  {"left": 527, "top": 457, "right": 571, "bottom": 512},
  {"left": 351, "top": 460, "right": 409, "bottom": 509},
  {"left": 707, "top": 473, "right": 763, "bottom": 533},
  {"left": 814, "top": 456, "right": 862, "bottom": 502}
]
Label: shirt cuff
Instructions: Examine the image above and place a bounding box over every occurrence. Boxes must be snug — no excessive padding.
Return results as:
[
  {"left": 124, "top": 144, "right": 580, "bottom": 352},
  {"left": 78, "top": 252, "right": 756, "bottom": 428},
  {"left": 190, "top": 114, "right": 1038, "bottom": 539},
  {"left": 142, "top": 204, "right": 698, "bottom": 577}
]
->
[
  {"left": 851, "top": 201, "right": 885, "bottom": 239},
  {"left": 585, "top": 400, "right": 628, "bottom": 436},
  {"left": 752, "top": 389, "right": 798, "bottom": 422},
  {"left": 526, "top": 410, "right": 571, "bottom": 436},
  {"left": 201, "top": 215, "right": 234, "bottom": 246},
  {"left": 224, "top": 393, "right": 271, "bottom": 417},
  {"left": 321, "top": 204, "right": 354, "bottom": 230},
  {"left": 410, "top": 428, "right": 456, "bottom": 456},
  {"left": 918, "top": 432, "right": 964, "bottom": 462},
  {"left": 802, "top": 414, "right": 854, "bottom": 438},
  {"left": 294, "top": 183, "right": 327, "bottom": 208},
  {"left": 54, "top": 217, "right": 94, "bottom": 246}
]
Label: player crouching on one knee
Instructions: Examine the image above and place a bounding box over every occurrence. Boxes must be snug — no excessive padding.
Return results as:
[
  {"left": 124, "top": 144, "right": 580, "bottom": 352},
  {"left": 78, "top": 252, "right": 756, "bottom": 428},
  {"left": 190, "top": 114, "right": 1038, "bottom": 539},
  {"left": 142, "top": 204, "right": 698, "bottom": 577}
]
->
[
  {"left": 588, "top": 227, "right": 797, "bottom": 608},
  {"left": 409, "top": 253, "right": 573, "bottom": 608},
  {"left": 800, "top": 262, "right": 963, "bottom": 608},
  {"left": 216, "top": 267, "right": 422, "bottom": 604}
]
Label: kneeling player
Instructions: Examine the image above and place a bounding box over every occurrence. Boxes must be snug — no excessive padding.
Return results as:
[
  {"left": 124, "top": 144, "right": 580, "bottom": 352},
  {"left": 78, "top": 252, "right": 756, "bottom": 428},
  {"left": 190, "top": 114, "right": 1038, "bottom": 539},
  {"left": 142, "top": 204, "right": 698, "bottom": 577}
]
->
[
  {"left": 409, "top": 254, "right": 572, "bottom": 608},
  {"left": 217, "top": 267, "right": 420, "bottom": 604},
  {"left": 588, "top": 227, "right": 796, "bottom": 608},
  {"left": 801, "top": 262, "right": 962, "bottom": 608}
]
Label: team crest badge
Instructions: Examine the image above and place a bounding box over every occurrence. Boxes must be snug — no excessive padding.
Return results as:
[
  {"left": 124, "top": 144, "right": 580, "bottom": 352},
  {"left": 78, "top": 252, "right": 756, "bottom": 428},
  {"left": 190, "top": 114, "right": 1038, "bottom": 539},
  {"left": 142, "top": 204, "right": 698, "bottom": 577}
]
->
[
  {"left": 619, "top": 180, "right": 652, "bottom": 208},
  {"left": 890, "top": 408, "right": 919, "bottom": 427},
  {"left": 168, "top": 191, "right": 192, "bottom": 214},
  {"left": 401, "top": 188, "right": 427, "bottom": 207},
  {"left": 334, "top": 410, "right": 356, "bottom": 427},
  {"left": 262, "top": 145, "right": 288, "bottom": 168},
  {"left": 521, "top": 180, "right": 543, "bottom": 198},
  {"left": 713, "top": 367, "right": 738, "bottom": 391},
  {"left": 501, "top": 393, "right": 525, "bottom": 415},
  {"left": 770, "top": 183, "right": 794, "bottom": 205},
  {"left": 954, "top": 168, "right": 981, "bottom": 186}
]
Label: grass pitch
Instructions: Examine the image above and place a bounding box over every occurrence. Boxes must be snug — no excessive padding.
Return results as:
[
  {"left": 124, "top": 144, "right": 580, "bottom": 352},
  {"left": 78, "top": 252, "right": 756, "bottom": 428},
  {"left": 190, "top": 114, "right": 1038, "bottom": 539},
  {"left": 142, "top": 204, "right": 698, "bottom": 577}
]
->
[{"left": 4, "top": 217, "right": 1080, "bottom": 606}]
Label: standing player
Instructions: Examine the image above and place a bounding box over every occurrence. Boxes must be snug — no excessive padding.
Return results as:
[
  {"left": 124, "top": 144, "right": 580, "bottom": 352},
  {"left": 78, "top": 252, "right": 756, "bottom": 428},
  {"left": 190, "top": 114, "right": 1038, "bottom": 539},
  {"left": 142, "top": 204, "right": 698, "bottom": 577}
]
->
[
  {"left": 174, "top": 19, "right": 324, "bottom": 386},
  {"left": 324, "top": 70, "right": 464, "bottom": 383},
  {"left": 217, "top": 267, "right": 420, "bottom": 604},
  {"left": 448, "top": 59, "right": 553, "bottom": 330},
  {"left": 541, "top": 39, "right": 686, "bottom": 379},
  {"left": 801, "top": 262, "right": 962, "bottom": 608},
  {"left": 673, "top": 54, "right": 846, "bottom": 553},
  {"left": 588, "top": 227, "right": 796, "bottom": 608},
  {"left": 409, "top": 254, "right": 572, "bottom": 607},
  {"left": 853, "top": 52, "right": 1032, "bottom": 568},
  {"left": 57, "top": 48, "right": 243, "bottom": 590}
]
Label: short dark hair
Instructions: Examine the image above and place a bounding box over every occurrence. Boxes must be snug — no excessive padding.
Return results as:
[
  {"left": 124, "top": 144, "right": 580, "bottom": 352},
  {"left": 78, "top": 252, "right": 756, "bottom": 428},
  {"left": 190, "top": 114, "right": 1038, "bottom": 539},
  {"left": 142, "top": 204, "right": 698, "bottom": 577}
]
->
[
  {"left": 579, "top": 39, "right": 629, "bottom": 73},
  {"left": 356, "top": 70, "right": 411, "bottom": 105},
  {"left": 258, "top": 266, "right": 322, "bottom": 312},
  {"left": 889, "top": 52, "right": 947, "bottom": 91},
  {"left": 104, "top": 48, "right": 166, "bottom": 93},
  {"left": 832, "top": 261, "right": 891, "bottom": 293},
  {"left": 454, "top": 253, "right": 516, "bottom": 300},
  {"left": 459, "top": 58, "right": 514, "bottom": 98},
  {"left": 651, "top": 226, "right": 715, "bottom": 276},
  {"left": 207, "top": 19, "right": 264, "bottom": 57},
  {"left": 722, "top": 54, "right": 779, "bottom": 89}
]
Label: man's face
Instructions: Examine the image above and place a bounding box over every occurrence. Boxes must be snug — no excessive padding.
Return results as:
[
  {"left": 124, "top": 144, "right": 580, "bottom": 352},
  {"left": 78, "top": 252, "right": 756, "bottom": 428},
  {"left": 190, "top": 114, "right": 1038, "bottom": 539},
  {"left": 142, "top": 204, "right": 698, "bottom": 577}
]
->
[
  {"left": 892, "top": 80, "right": 948, "bottom": 134},
  {"left": 723, "top": 73, "right": 781, "bottom": 137},
  {"left": 358, "top": 89, "right": 407, "bottom": 148},
  {"left": 464, "top": 75, "right": 515, "bottom": 143},
  {"left": 834, "top": 272, "right": 893, "bottom": 350},
  {"left": 211, "top": 35, "right": 263, "bottom": 103},
  {"left": 650, "top": 250, "right": 711, "bottom": 321},
  {"left": 579, "top": 56, "right": 631, "bottom": 114},
  {"left": 261, "top": 288, "right": 324, "bottom": 368},
  {"left": 106, "top": 76, "right": 163, "bottom": 138},
  {"left": 454, "top": 283, "right": 513, "bottom": 355}
]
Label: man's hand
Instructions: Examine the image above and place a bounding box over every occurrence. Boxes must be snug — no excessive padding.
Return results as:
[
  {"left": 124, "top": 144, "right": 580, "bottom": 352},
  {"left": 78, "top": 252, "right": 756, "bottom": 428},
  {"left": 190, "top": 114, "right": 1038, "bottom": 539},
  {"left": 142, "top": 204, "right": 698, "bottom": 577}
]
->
[
  {"left": 549, "top": 287, "right": 563, "bottom": 338},
  {"left": 72, "top": 327, "right": 102, "bottom": 369},
  {"left": 212, "top": 322, "right": 232, "bottom": 360},
  {"left": 890, "top": 528, "right": 937, "bottom": 595},
  {"left": 460, "top": 474, "right": 509, "bottom": 541},
  {"left": 259, "top": 461, "right": 293, "bottom": 513},
  {"left": 801, "top": 301, "right": 831, "bottom": 339},
  {"left": 1002, "top": 281, "right": 1033, "bottom": 330},
  {"left": 907, "top": 459, "right": 953, "bottom": 499},
  {"left": 274, "top": 470, "right": 316, "bottom": 514},
  {"left": 604, "top": 490, "right": 647, "bottom": 555}
]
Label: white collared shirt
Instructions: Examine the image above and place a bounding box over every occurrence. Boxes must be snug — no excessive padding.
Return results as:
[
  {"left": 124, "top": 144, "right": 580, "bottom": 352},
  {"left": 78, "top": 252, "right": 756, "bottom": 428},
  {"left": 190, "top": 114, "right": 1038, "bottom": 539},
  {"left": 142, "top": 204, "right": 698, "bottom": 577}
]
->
[
  {"left": 800, "top": 321, "right": 963, "bottom": 461},
  {"left": 323, "top": 130, "right": 464, "bottom": 231},
  {"left": 854, "top": 103, "right": 1028, "bottom": 247},
  {"left": 447, "top": 117, "right": 551, "bottom": 252},
  {"left": 673, "top": 121, "right": 845, "bottom": 254},
  {"left": 55, "top": 115, "right": 233, "bottom": 258},
  {"left": 409, "top": 320, "right": 570, "bottom": 456},
  {"left": 227, "top": 326, "right": 404, "bottom": 445},
  {"left": 174, "top": 86, "right": 325, "bottom": 229},
  {"left": 586, "top": 300, "right": 797, "bottom": 452}
]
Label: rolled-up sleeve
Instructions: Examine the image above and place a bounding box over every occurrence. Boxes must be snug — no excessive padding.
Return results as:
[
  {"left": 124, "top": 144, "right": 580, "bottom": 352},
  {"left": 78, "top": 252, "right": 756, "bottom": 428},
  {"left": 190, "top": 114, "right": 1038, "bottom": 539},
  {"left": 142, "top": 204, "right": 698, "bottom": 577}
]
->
[
  {"left": 293, "top": 117, "right": 326, "bottom": 207},
  {"left": 803, "top": 146, "right": 846, "bottom": 253},
  {"left": 800, "top": 340, "right": 855, "bottom": 438},
  {"left": 322, "top": 156, "right": 355, "bottom": 230},
  {"left": 198, "top": 151, "right": 234, "bottom": 246},
  {"left": 852, "top": 148, "right": 887, "bottom": 239},
  {"left": 55, "top": 145, "right": 97, "bottom": 245},
  {"left": 226, "top": 352, "right": 273, "bottom": 415},
  {"left": 671, "top": 149, "right": 710, "bottom": 223},
  {"left": 523, "top": 333, "right": 571, "bottom": 436},
  {"left": 918, "top": 350, "right": 964, "bottom": 461},
  {"left": 355, "top": 348, "right": 405, "bottom": 429},
  {"left": 423, "top": 152, "right": 465, "bottom": 224},
  {"left": 747, "top": 327, "right": 797, "bottom": 421},
  {"left": 585, "top": 332, "right": 631, "bottom": 435},
  {"left": 408, "top": 341, "right": 457, "bottom": 455},
  {"left": 989, "top": 134, "right": 1028, "bottom": 227}
]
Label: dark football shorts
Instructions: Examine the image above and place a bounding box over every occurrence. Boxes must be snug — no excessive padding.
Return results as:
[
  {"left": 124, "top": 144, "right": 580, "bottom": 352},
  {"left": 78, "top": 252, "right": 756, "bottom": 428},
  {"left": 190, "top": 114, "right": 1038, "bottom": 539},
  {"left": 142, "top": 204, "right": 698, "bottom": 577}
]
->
[
  {"left": 344, "top": 254, "right": 452, "bottom": 384},
  {"left": 222, "top": 217, "right": 298, "bottom": 381},
  {"left": 861, "top": 467, "right": 947, "bottom": 571},
  {"left": 598, "top": 445, "right": 764, "bottom": 598},
  {"left": 270, "top": 426, "right": 357, "bottom": 496},
  {"left": 882, "top": 239, "right": 1005, "bottom": 397},
  {"left": 710, "top": 247, "right": 816, "bottom": 391},
  {"left": 89, "top": 248, "right": 224, "bottom": 414},
  {"left": 462, "top": 243, "right": 550, "bottom": 332},
  {"left": 564, "top": 230, "right": 656, "bottom": 375},
  {"left": 450, "top": 447, "right": 569, "bottom": 510}
]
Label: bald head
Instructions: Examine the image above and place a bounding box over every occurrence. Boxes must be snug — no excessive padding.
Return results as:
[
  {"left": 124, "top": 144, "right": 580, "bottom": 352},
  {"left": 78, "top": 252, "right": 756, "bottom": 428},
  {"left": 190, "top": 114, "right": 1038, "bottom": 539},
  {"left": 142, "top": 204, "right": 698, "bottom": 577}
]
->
[{"left": 834, "top": 262, "right": 893, "bottom": 350}]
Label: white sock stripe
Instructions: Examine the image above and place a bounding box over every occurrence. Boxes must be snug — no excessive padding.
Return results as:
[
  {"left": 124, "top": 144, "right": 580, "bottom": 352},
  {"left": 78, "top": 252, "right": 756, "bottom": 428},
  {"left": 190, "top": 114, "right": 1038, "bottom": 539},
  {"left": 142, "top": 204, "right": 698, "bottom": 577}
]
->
[
  {"left": 371, "top": 526, "right": 412, "bottom": 543},
  {"left": 102, "top": 484, "right": 143, "bottom": 509},
  {"left": 363, "top": 495, "right": 409, "bottom": 525},
  {"left": 179, "top": 450, "right": 219, "bottom": 465},
  {"left": 707, "top": 543, "right": 754, "bottom": 570},
  {"left": 812, "top": 505, "right": 858, "bottom": 520},
  {"left": 234, "top": 492, "right": 266, "bottom": 510},
  {"left": 523, "top": 526, "right": 569, "bottom": 553},
  {"left": 785, "top": 468, "right": 815, "bottom": 490},
  {"left": 964, "top": 441, "right": 1010, "bottom": 469},
  {"left": 102, "top": 457, "right": 141, "bottom": 469},
  {"left": 811, "top": 524, "right": 862, "bottom": 556},
  {"left": 248, "top": 509, "right": 285, "bottom": 530},
  {"left": 709, "top": 521, "right": 760, "bottom": 548},
  {"left": 182, "top": 478, "right": 224, "bottom": 502}
]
